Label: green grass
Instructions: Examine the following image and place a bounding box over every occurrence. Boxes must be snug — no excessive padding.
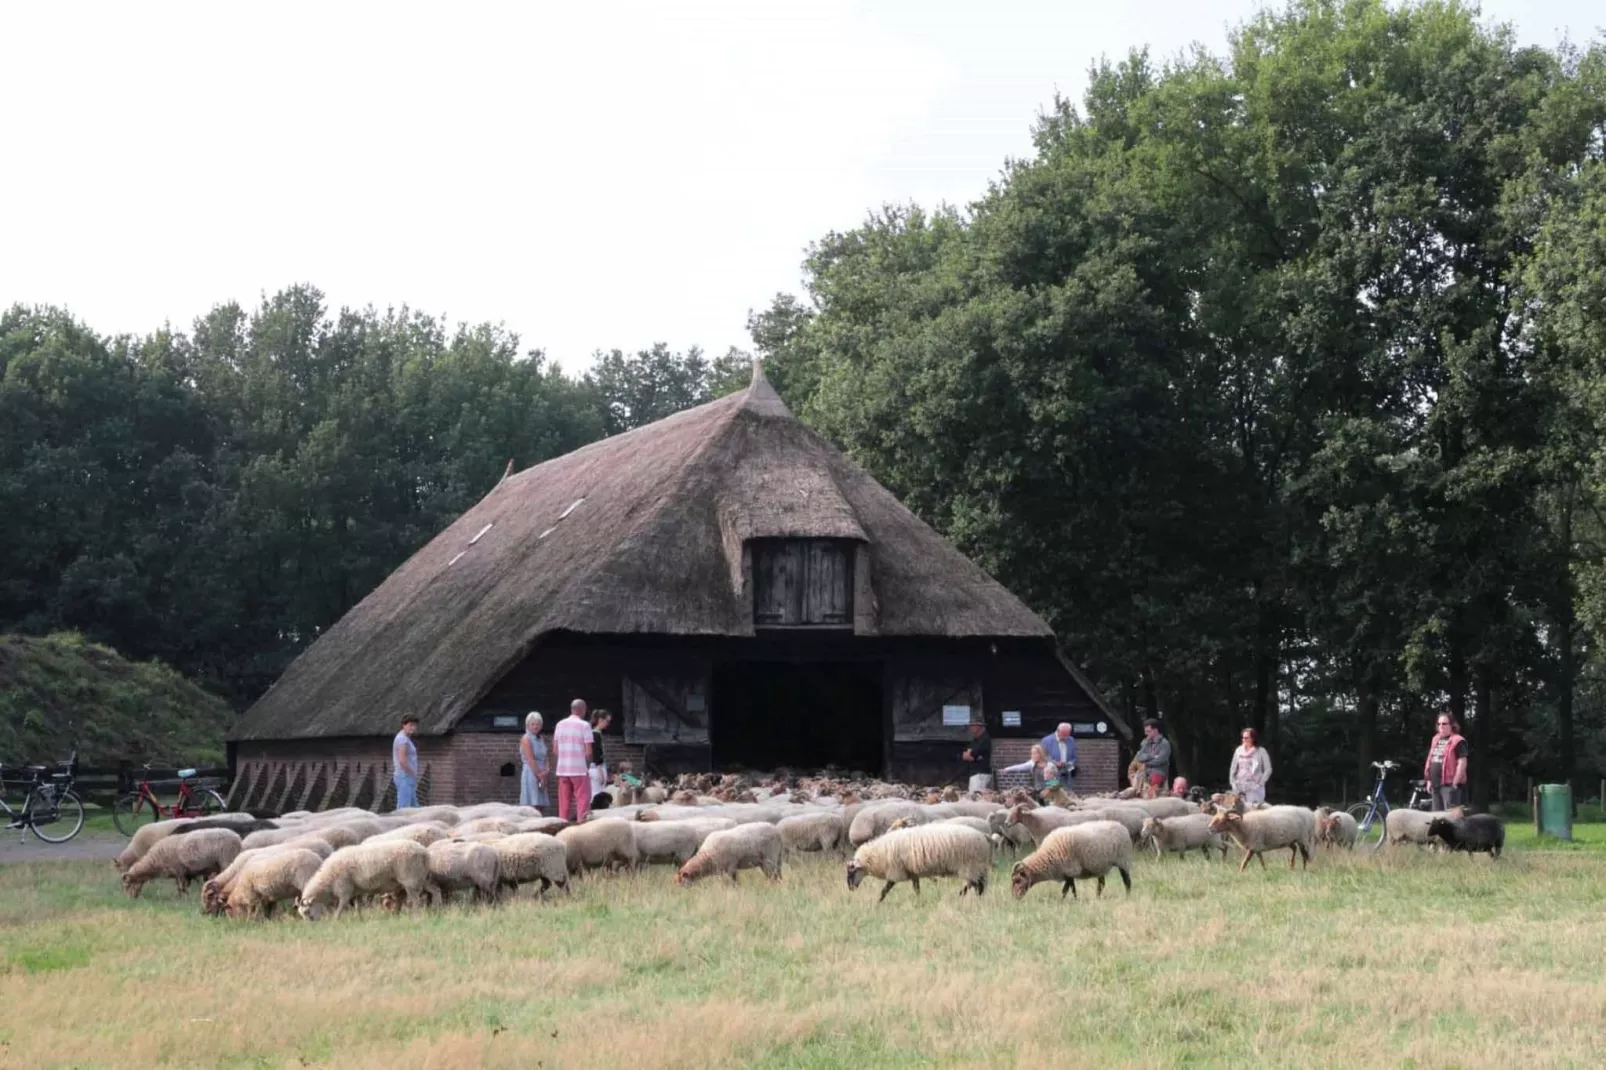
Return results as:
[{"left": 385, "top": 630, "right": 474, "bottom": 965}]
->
[{"left": 3, "top": 832, "right": 1605, "bottom": 1069}]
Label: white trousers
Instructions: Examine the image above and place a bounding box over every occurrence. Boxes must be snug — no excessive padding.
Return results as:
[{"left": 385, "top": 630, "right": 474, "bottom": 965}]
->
[{"left": 968, "top": 773, "right": 994, "bottom": 793}]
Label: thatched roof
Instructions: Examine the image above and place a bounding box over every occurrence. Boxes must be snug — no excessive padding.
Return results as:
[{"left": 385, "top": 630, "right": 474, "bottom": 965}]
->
[{"left": 233, "top": 366, "right": 1058, "bottom": 740}]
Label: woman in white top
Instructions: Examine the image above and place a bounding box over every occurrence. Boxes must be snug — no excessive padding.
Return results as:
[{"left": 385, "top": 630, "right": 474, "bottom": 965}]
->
[{"left": 1228, "top": 727, "right": 1272, "bottom": 806}]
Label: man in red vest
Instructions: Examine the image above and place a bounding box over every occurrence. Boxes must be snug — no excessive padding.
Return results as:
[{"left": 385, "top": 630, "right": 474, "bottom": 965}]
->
[{"left": 1424, "top": 713, "right": 1469, "bottom": 810}]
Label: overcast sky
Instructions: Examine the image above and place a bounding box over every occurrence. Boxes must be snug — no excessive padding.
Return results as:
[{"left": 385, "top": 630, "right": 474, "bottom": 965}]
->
[{"left": 1, "top": 1, "right": 1597, "bottom": 371}]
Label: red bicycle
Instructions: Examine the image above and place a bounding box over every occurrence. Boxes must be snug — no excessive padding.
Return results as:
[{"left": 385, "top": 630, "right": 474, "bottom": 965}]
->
[{"left": 112, "top": 764, "right": 227, "bottom": 836}]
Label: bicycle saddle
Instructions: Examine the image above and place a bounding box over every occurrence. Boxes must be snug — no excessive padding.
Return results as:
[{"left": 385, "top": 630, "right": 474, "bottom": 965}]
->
[{"left": 177, "top": 768, "right": 197, "bottom": 779}]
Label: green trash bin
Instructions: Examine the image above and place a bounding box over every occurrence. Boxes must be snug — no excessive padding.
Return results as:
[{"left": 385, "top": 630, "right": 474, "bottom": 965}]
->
[{"left": 1538, "top": 783, "right": 1573, "bottom": 841}]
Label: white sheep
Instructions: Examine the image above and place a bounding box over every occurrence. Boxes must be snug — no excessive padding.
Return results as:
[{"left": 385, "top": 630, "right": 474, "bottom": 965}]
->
[
  {"left": 1087, "top": 806, "right": 1149, "bottom": 842},
  {"left": 115, "top": 818, "right": 195, "bottom": 872},
  {"left": 555, "top": 819, "right": 638, "bottom": 875},
  {"left": 1139, "top": 814, "right": 1227, "bottom": 860},
  {"left": 225, "top": 848, "right": 325, "bottom": 919},
  {"left": 369, "top": 823, "right": 451, "bottom": 848},
  {"left": 297, "top": 840, "right": 436, "bottom": 919},
  {"left": 1314, "top": 807, "right": 1358, "bottom": 849},
  {"left": 488, "top": 833, "right": 570, "bottom": 897},
  {"left": 777, "top": 812, "right": 846, "bottom": 854},
  {"left": 676, "top": 823, "right": 784, "bottom": 885},
  {"left": 845, "top": 823, "right": 992, "bottom": 901},
  {"left": 848, "top": 801, "right": 927, "bottom": 846},
  {"left": 201, "top": 837, "right": 335, "bottom": 915},
  {"left": 516, "top": 817, "right": 570, "bottom": 836},
  {"left": 631, "top": 822, "right": 702, "bottom": 866},
  {"left": 425, "top": 840, "right": 501, "bottom": 903},
  {"left": 122, "top": 828, "right": 243, "bottom": 898},
  {"left": 1207, "top": 805, "right": 1316, "bottom": 873},
  {"left": 1385, "top": 806, "right": 1463, "bottom": 847},
  {"left": 1009, "top": 820, "right": 1133, "bottom": 900},
  {"left": 1120, "top": 796, "right": 1200, "bottom": 820},
  {"left": 1001, "top": 804, "right": 1110, "bottom": 846},
  {"left": 454, "top": 816, "right": 522, "bottom": 838}
]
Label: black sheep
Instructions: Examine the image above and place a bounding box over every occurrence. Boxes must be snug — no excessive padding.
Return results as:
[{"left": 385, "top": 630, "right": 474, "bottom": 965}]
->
[{"left": 1427, "top": 814, "right": 1504, "bottom": 859}]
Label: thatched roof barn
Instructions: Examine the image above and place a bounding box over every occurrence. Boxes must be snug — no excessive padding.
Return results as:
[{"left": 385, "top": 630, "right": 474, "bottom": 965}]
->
[{"left": 228, "top": 366, "right": 1126, "bottom": 810}]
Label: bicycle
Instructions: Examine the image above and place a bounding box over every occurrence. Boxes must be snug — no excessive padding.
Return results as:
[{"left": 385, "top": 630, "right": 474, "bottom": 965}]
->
[
  {"left": 1348, "top": 760, "right": 1435, "bottom": 849},
  {"left": 112, "top": 764, "right": 227, "bottom": 836},
  {"left": 0, "top": 751, "right": 85, "bottom": 843}
]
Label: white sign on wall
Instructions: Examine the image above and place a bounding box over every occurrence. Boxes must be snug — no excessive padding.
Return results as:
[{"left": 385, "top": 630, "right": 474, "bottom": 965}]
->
[
  {"left": 1001, "top": 710, "right": 1022, "bottom": 727},
  {"left": 941, "top": 704, "right": 972, "bottom": 726}
]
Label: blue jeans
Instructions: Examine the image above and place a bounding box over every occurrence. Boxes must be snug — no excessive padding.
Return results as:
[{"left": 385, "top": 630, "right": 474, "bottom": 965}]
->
[{"left": 394, "top": 774, "right": 418, "bottom": 809}]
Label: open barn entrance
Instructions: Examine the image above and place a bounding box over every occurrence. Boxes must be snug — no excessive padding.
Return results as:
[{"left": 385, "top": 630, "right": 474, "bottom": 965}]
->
[{"left": 711, "top": 661, "right": 884, "bottom": 774}]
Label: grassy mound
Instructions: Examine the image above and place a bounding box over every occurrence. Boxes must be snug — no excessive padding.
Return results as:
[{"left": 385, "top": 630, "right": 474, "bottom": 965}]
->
[{"left": 0, "top": 632, "right": 233, "bottom": 767}]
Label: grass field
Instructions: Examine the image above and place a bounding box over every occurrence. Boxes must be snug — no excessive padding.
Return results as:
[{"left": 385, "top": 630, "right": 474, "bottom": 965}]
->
[{"left": 2, "top": 832, "right": 1604, "bottom": 1070}]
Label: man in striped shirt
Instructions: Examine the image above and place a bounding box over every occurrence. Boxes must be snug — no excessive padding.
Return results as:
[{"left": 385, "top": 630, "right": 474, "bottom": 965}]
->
[{"left": 553, "top": 699, "right": 594, "bottom": 822}]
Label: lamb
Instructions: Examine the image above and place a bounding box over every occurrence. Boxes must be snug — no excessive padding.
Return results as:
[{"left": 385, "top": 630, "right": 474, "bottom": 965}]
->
[
  {"left": 425, "top": 840, "right": 502, "bottom": 903},
  {"left": 1314, "top": 808, "right": 1358, "bottom": 849},
  {"left": 488, "top": 833, "right": 570, "bottom": 897},
  {"left": 201, "top": 837, "right": 335, "bottom": 915},
  {"left": 122, "top": 828, "right": 243, "bottom": 898},
  {"left": 225, "top": 848, "right": 325, "bottom": 919},
  {"left": 777, "top": 812, "right": 846, "bottom": 854},
  {"left": 1427, "top": 814, "right": 1505, "bottom": 859},
  {"left": 297, "top": 840, "right": 436, "bottom": 920},
  {"left": 1010, "top": 820, "right": 1133, "bottom": 899},
  {"left": 631, "top": 822, "right": 702, "bottom": 866},
  {"left": 845, "top": 823, "right": 992, "bottom": 901},
  {"left": 676, "top": 823, "right": 784, "bottom": 885},
  {"left": 115, "top": 818, "right": 195, "bottom": 872},
  {"left": 1207, "top": 805, "right": 1316, "bottom": 873},
  {"left": 555, "top": 819, "right": 638, "bottom": 875},
  {"left": 1140, "top": 814, "right": 1227, "bottom": 860}
]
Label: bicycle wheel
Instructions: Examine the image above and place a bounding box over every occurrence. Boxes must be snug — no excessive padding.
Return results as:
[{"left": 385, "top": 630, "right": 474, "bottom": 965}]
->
[
  {"left": 196, "top": 789, "right": 227, "bottom": 816},
  {"left": 31, "top": 788, "right": 85, "bottom": 843},
  {"left": 1348, "top": 802, "right": 1386, "bottom": 849},
  {"left": 112, "top": 792, "right": 153, "bottom": 836}
]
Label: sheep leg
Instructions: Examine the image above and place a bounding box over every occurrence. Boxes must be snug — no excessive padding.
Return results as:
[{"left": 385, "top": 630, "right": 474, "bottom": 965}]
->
[
  {"left": 1117, "top": 866, "right": 1132, "bottom": 894},
  {"left": 910, "top": 876, "right": 921, "bottom": 896},
  {"left": 877, "top": 880, "right": 898, "bottom": 903},
  {"left": 1095, "top": 875, "right": 1106, "bottom": 898},
  {"left": 1061, "top": 878, "right": 1077, "bottom": 900},
  {"left": 1256, "top": 851, "right": 1267, "bottom": 871}
]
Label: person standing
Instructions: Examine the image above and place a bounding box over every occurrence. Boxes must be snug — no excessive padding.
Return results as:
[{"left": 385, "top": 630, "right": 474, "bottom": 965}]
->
[
  {"left": 961, "top": 721, "right": 993, "bottom": 793},
  {"left": 1133, "top": 719, "right": 1171, "bottom": 798},
  {"left": 1228, "top": 727, "right": 1272, "bottom": 806},
  {"left": 1424, "top": 714, "right": 1469, "bottom": 810},
  {"left": 588, "top": 709, "right": 613, "bottom": 798},
  {"left": 1040, "top": 723, "right": 1078, "bottom": 787},
  {"left": 519, "top": 712, "right": 549, "bottom": 808},
  {"left": 392, "top": 715, "right": 420, "bottom": 809},
  {"left": 553, "top": 699, "right": 594, "bottom": 822}
]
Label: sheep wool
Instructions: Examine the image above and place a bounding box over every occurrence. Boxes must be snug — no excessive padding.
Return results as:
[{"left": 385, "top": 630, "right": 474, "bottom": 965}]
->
[
  {"left": 297, "top": 840, "right": 435, "bottom": 920},
  {"left": 122, "top": 828, "right": 243, "bottom": 898},
  {"left": 846, "top": 823, "right": 992, "bottom": 901},
  {"left": 1427, "top": 814, "right": 1505, "bottom": 859},
  {"left": 1314, "top": 808, "right": 1358, "bottom": 849},
  {"left": 556, "top": 819, "right": 638, "bottom": 875},
  {"left": 777, "top": 812, "right": 846, "bottom": 854},
  {"left": 1140, "top": 814, "right": 1227, "bottom": 860},
  {"left": 1010, "top": 820, "right": 1133, "bottom": 900},
  {"left": 115, "top": 818, "right": 196, "bottom": 873},
  {"left": 488, "top": 833, "right": 570, "bottom": 896},
  {"left": 631, "top": 822, "right": 702, "bottom": 866},
  {"left": 425, "top": 840, "right": 502, "bottom": 903},
  {"left": 1208, "top": 805, "right": 1316, "bottom": 873},
  {"left": 676, "top": 823, "right": 784, "bottom": 885},
  {"left": 226, "top": 848, "right": 325, "bottom": 919}
]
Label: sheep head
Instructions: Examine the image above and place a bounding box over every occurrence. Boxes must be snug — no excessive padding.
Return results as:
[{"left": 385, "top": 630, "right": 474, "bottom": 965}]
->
[
  {"left": 635, "top": 811, "right": 659, "bottom": 822},
  {"left": 121, "top": 874, "right": 143, "bottom": 899},
  {"left": 1426, "top": 817, "right": 1458, "bottom": 841},
  {"left": 845, "top": 860, "right": 868, "bottom": 891},
  {"left": 1207, "top": 810, "right": 1241, "bottom": 834},
  {"left": 1009, "top": 861, "right": 1032, "bottom": 899}
]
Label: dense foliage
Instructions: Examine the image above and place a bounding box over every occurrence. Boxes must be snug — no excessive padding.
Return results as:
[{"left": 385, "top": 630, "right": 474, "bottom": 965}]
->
[{"left": 2, "top": 1, "right": 1602, "bottom": 802}]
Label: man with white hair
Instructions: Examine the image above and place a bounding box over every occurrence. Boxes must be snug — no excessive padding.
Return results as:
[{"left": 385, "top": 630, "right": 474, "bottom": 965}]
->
[
  {"left": 553, "top": 699, "right": 594, "bottom": 821},
  {"left": 1040, "top": 723, "right": 1077, "bottom": 787},
  {"left": 518, "top": 711, "right": 549, "bottom": 808}
]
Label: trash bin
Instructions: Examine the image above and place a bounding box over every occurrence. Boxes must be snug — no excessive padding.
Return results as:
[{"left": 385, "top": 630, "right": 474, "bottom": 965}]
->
[{"left": 1538, "top": 783, "right": 1573, "bottom": 841}]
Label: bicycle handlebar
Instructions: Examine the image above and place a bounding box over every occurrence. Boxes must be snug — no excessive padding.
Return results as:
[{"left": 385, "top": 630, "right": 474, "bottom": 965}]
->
[{"left": 1371, "top": 760, "right": 1401, "bottom": 771}]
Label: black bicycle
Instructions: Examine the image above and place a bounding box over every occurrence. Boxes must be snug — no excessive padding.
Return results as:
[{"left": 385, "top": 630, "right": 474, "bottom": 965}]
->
[{"left": 0, "top": 751, "right": 85, "bottom": 843}]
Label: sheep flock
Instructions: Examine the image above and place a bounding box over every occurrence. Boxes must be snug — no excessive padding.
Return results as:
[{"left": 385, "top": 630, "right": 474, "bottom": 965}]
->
[{"left": 106, "top": 771, "right": 1502, "bottom": 922}]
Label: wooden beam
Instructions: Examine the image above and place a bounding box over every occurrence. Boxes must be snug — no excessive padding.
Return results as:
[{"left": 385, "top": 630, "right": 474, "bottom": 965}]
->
[{"left": 1051, "top": 646, "right": 1133, "bottom": 741}]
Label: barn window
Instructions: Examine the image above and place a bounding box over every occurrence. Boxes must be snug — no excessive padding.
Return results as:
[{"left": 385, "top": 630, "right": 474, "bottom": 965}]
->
[{"left": 752, "top": 539, "right": 854, "bottom": 627}]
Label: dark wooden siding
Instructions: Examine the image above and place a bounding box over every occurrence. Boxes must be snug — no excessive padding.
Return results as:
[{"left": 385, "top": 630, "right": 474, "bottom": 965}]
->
[{"left": 752, "top": 539, "right": 853, "bottom": 627}]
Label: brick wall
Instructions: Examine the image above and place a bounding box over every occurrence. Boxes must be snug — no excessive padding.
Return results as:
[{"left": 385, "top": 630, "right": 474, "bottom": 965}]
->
[{"left": 988, "top": 736, "right": 1120, "bottom": 795}]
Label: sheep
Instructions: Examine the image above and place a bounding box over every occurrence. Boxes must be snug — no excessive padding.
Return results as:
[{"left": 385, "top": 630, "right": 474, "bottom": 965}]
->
[
  {"left": 1124, "top": 796, "right": 1199, "bottom": 820},
  {"left": 845, "top": 823, "right": 992, "bottom": 901},
  {"left": 1207, "top": 805, "right": 1316, "bottom": 873},
  {"left": 641, "top": 785, "right": 669, "bottom": 804},
  {"left": 848, "top": 801, "right": 927, "bottom": 846},
  {"left": 424, "top": 840, "right": 502, "bottom": 903},
  {"left": 777, "top": 812, "right": 846, "bottom": 854},
  {"left": 487, "top": 833, "right": 570, "bottom": 897},
  {"left": 1002, "top": 804, "right": 1109, "bottom": 847},
  {"left": 114, "top": 818, "right": 195, "bottom": 872},
  {"left": 1427, "top": 814, "right": 1505, "bottom": 859},
  {"left": 516, "top": 817, "right": 570, "bottom": 836},
  {"left": 1088, "top": 806, "right": 1150, "bottom": 842},
  {"left": 676, "top": 823, "right": 784, "bottom": 885},
  {"left": 201, "top": 837, "right": 336, "bottom": 915},
  {"left": 1314, "top": 808, "right": 1358, "bottom": 849},
  {"left": 369, "top": 823, "right": 450, "bottom": 848},
  {"left": 455, "top": 816, "right": 522, "bottom": 838},
  {"left": 225, "top": 848, "right": 325, "bottom": 919},
  {"left": 241, "top": 826, "right": 315, "bottom": 851},
  {"left": 1010, "top": 820, "right": 1133, "bottom": 900},
  {"left": 168, "top": 816, "right": 280, "bottom": 838},
  {"left": 555, "top": 819, "right": 638, "bottom": 875},
  {"left": 1385, "top": 807, "right": 1465, "bottom": 847},
  {"left": 122, "top": 828, "right": 243, "bottom": 898},
  {"left": 297, "top": 840, "right": 435, "bottom": 920},
  {"left": 1140, "top": 814, "right": 1227, "bottom": 860},
  {"left": 632, "top": 821, "right": 702, "bottom": 865}
]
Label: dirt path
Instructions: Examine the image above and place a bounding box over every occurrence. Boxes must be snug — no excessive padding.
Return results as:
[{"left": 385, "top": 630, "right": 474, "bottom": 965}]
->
[{"left": 0, "top": 830, "right": 123, "bottom": 864}]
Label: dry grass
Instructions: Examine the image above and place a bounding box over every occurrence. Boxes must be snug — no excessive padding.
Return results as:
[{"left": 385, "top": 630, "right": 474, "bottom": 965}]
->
[{"left": 2, "top": 838, "right": 1605, "bottom": 1069}]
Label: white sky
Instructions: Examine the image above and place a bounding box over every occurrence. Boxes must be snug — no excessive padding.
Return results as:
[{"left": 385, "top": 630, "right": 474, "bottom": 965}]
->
[{"left": 1, "top": 1, "right": 1598, "bottom": 371}]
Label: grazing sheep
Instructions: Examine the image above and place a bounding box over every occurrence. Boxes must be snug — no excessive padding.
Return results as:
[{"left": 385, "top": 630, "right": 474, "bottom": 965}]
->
[
  {"left": 1140, "top": 814, "right": 1227, "bottom": 860},
  {"left": 425, "top": 840, "right": 502, "bottom": 903},
  {"left": 115, "top": 819, "right": 195, "bottom": 873},
  {"left": 848, "top": 801, "right": 927, "bottom": 846},
  {"left": 225, "top": 849, "right": 325, "bottom": 919},
  {"left": 632, "top": 822, "right": 702, "bottom": 866},
  {"left": 122, "top": 828, "right": 243, "bottom": 898},
  {"left": 168, "top": 816, "right": 280, "bottom": 838},
  {"left": 1126, "top": 796, "right": 1199, "bottom": 820},
  {"left": 556, "top": 819, "right": 638, "bottom": 875},
  {"left": 676, "top": 823, "right": 784, "bottom": 885},
  {"left": 845, "top": 823, "right": 992, "bottom": 901},
  {"left": 1385, "top": 806, "right": 1463, "bottom": 847},
  {"left": 369, "top": 823, "right": 450, "bottom": 848},
  {"left": 1427, "top": 814, "right": 1505, "bottom": 859},
  {"left": 488, "top": 833, "right": 570, "bottom": 897},
  {"left": 455, "top": 817, "right": 521, "bottom": 838},
  {"left": 241, "top": 826, "right": 317, "bottom": 851},
  {"left": 1010, "top": 820, "right": 1133, "bottom": 900},
  {"left": 297, "top": 840, "right": 436, "bottom": 920},
  {"left": 201, "top": 838, "right": 336, "bottom": 915},
  {"left": 1314, "top": 808, "right": 1358, "bottom": 849},
  {"left": 777, "top": 812, "right": 846, "bottom": 854},
  {"left": 1003, "top": 804, "right": 1109, "bottom": 847},
  {"left": 1087, "top": 806, "right": 1149, "bottom": 842},
  {"left": 1208, "top": 805, "right": 1316, "bottom": 873}
]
